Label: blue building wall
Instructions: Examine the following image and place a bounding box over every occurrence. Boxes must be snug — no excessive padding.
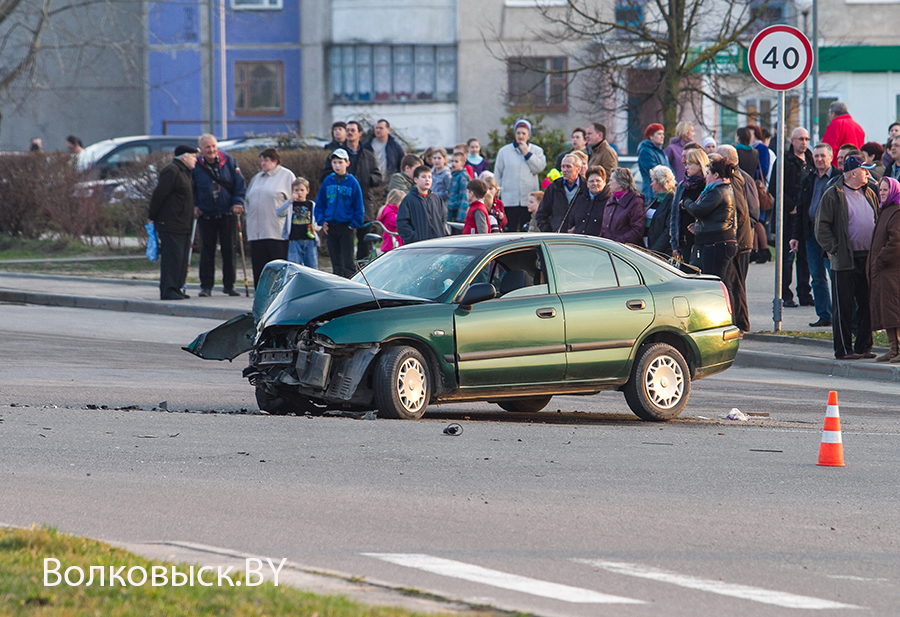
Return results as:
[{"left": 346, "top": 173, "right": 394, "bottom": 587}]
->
[{"left": 147, "top": 0, "right": 302, "bottom": 138}]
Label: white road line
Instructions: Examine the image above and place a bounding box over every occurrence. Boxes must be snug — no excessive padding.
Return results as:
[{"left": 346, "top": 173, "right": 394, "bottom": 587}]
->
[
  {"left": 575, "top": 559, "right": 863, "bottom": 610},
  {"left": 363, "top": 553, "right": 645, "bottom": 604}
]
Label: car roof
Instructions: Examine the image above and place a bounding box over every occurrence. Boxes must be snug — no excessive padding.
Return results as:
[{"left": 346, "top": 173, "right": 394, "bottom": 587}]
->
[
  {"left": 401, "top": 233, "right": 691, "bottom": 279},
  {"left": 401, "top": 233, "right": 621, "bottom": 251}
]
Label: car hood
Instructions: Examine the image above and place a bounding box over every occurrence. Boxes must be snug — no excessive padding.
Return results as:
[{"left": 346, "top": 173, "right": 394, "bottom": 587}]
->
[{"left": 184, "top": 261, "right": 427, "bottom": 360}]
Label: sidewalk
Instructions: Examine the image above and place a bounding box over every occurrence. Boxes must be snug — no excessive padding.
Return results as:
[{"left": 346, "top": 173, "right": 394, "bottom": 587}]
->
[{"left": 1, "top": 258, "right": 897, "bottom": 382}]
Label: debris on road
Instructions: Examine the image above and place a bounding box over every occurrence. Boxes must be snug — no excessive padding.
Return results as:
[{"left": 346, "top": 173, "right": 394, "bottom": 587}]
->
[
  {"left": 443, "top": 423, "right": 463, "bottom": 436},
  {"left": 158, "top": 401, "right": 168, "bottom": 411},
  {"left": 722, "top": 408, "right": 748, "bottom": 421}
]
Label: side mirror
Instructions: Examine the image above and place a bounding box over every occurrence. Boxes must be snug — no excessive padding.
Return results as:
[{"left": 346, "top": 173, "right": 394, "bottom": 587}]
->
[{"left": 458, "top": 283, "right": 496, "bottom": 310}]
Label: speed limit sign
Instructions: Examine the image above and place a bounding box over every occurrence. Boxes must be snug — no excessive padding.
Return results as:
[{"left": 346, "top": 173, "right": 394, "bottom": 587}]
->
[{"left": 748, "top": 25, "right": 813, "bottom": 91}]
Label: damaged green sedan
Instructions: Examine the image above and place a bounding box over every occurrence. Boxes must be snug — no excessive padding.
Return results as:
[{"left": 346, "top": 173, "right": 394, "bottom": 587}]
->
[{"left": 185, "top": 234, "right": 740, "bottom": 421}]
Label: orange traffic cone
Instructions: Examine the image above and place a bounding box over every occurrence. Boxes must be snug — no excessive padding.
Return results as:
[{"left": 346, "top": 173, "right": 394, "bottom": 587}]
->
[{"left": 817, "top": 391, "right": 845, "bottom": 467}]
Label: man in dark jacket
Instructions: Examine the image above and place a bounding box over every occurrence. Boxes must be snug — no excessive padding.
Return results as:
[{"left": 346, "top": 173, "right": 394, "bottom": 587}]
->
[
  {"left": 397, "top": 166, "right": 447, "bottom": 244},
  {"left": 149, "top": 145, "right": 198, "bottom": 300},
  {"left": 815, "top": 155, "right": 878, "bottom": 359},
  {"left": 363, "top": 119, "right": 405, "bottom": 178},
  {"left": 791, "top": 142, "right": 837, "bottom": 327},
  {"left": 770, "top": 128, "right": 814, "bottom": 307},
  {"left": 193, "top": 134, "right": 247, "bottom": 297},
  {"left": 535, "top": 154, "right": 584, "bottom": 232}
]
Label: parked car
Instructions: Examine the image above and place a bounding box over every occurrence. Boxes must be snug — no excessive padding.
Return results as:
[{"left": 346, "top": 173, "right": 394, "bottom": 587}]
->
[
  {"left": 218, "top": 135, "right": 329, "bottom": 152},
  {"left": 75, "top": 135, "right": 195, "bottom": 203},
  {"left": 76, "top": 135, "right": 193, "bottom": 178},
  {"left": 185, "top": 234, "right": 740, "bottom": 421}
]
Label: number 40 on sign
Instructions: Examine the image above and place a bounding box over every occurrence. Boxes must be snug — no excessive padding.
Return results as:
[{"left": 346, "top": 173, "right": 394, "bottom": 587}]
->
[{"left": 748, "top": 25, "right": 813, "bottom": 91}]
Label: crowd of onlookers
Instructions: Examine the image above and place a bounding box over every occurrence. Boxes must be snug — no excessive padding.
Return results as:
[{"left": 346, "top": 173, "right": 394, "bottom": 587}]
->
[{"left": 146, "top": 106, "right": 900, "bottom": 362}]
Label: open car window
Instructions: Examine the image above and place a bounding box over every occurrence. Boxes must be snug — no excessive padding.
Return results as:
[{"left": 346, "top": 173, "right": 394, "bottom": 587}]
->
[{"left": 469, "top": 247, "right": 548, "bottom": 298}]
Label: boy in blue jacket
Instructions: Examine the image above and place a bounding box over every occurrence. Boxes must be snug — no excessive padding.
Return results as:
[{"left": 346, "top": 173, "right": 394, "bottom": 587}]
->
[{"left": 315, "top": 148, "right": 365, "bottom": 278}]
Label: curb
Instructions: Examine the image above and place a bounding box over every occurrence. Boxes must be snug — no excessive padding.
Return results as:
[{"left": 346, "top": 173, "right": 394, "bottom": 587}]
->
[
  {"left": 0, "top": 290, "right": 245, "bottom": 321},
  {"left": 0, "top": 271, "right": 163, "bottom": 287},
  {"left": 734, "top": 349, "right": 900, "bottom": 382}
]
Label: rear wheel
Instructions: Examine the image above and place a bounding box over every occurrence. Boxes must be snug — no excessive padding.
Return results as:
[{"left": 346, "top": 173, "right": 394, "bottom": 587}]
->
[
  {"left": 496, "top": 396, "right": 553, "bottom": 413},
  {"left": 623, "top": 343, "right": 690, "bottom": 421},
  {"left": 373, "top": 346, "right": 430, "bottom": 419}
]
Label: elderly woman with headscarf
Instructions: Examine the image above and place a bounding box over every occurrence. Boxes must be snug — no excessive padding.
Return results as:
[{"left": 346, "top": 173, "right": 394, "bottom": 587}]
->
[
  {"left": 868, "top": 176, "right": 900, "bottom": 362},
  {"left": 599, "top": 167, "right": 645, "bottom": 245},
  {"left": 646, "top": 165, "right": 676, "bottom": 255}
]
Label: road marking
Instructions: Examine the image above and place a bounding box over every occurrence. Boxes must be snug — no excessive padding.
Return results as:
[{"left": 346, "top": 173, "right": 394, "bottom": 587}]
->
[
  {"left": 575, "top": 559, "right": 863, "bottom": 610},
  {"left": 363, "top": 553, "right": 645, "bottom": 604}
]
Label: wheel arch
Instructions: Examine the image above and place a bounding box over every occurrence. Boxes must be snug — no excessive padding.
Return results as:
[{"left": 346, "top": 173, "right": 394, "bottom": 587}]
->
[
  {"left": 635, "top": 329, "right": 697, "bottom": 379},
  {"left": 377, "top": 336, "right": 448, "bottom": 398}
]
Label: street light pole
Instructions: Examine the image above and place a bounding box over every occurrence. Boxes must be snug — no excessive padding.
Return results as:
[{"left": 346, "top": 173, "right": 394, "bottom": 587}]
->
[
  {"left": 802, "top": 9, "right": 809, "bottom": 131},
  {"left": 795, "top": 0, "right": 814, "bottom": 138},
  {"left": 812, "top": 0, "right": 819, "bottom": 140},
  {"left": 219, "top": 0, "right": 227, "bottom": 139}
]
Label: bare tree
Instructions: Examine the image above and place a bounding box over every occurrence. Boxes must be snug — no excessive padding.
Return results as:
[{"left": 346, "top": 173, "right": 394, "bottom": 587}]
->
[
  {"left": 511, "top": 0, "right": 775, "bottom": 138},
  {"left": 0, "top": 0, "right": 140, "bottom": 141}
]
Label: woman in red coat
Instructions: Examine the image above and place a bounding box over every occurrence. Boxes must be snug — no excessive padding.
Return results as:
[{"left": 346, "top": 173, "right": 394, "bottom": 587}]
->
[
  {"left": 868, "top": 177, "right": 900, "bottom": 362},
  {"left": 600, "top": 167, "right": 646, "bottom": 245}
]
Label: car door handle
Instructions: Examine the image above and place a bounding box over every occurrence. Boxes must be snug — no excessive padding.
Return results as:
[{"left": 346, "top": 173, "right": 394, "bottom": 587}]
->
[
  {"left": 536, "top": 307, "right": 557, "bottom": 319},
  {"left": 626, "top": 299, "right": 646, "bottom": 311}
]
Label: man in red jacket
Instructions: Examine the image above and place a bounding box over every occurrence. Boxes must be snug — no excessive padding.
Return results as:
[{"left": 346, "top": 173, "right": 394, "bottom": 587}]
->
[{"left": 821, "top": 101, "right": 865, "bottom": 168}]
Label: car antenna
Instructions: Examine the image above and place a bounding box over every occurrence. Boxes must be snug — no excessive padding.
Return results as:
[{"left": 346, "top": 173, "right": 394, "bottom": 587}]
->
[{"left": 355, "top": 261, "right": 382, "bottom": 310}]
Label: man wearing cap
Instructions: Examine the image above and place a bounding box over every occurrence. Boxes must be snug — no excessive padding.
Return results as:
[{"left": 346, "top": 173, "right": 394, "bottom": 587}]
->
[
  {"left": 314, "top": 148, "right": 365, "bottom": 278},
  {"left": 494, "top": 119, "right": 547, "bottom": 232},
  {"left": 815, "top": 154, "right": 879, "bottom": 360},
  {"left": 637, "top": 123, "right": 670, "bottom": 202},
  {"left": 149, "top": 145, "right": 198, "bottom": 300}
]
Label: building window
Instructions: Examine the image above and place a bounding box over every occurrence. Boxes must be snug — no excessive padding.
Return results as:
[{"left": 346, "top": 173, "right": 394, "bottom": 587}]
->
[
  {"left": 234, "top": 62, "right": 284, "bottom": 116},
  {"left": 329, "top": 44, "right": 457, "bottom": 104},
  {"left": 507, "top": 57, "right": 567, "bottom": 112},
  {"left": 232, "top": 0, "right": 282, "bottom": 10},
  {"left": 749, "top": 1, "right": 786, "bottom": 26},
  {"left": 615, "top": 0, "right": 644, "bottom": 29}
]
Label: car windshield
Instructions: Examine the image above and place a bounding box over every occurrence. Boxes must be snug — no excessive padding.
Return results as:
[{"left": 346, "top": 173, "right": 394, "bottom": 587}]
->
[
  {"left": 76, "top": 140, "right": 119, "bottom": 171},
  {"left": 352, "top": 247, "right": 483, "bottom": 300}
]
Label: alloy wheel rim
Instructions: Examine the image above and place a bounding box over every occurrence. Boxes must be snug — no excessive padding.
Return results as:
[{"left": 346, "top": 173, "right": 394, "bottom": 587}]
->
[
  {"left": 397, "top": 357, "right": 426, "bottom": 412},
  {"left": 644, "top": 355, "right": 683, "bottom": 409}
]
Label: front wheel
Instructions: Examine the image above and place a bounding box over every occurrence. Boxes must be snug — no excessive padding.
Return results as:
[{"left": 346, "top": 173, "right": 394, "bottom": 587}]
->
[
  {"left": 623, "top": 343, "right": 690, "bottom": 421},
  {"left": 256, "top": 384, "right": 291, "bottom": 415},
  {"left": 496, "top": 396, "right": 553, "bottom": 413},
  {"left": 373, "top": 346, "right": 430, "bottom": 419}
]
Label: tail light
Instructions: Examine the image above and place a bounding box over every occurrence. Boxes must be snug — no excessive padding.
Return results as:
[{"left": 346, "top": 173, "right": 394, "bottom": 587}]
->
[{"left": 720, "top": 281, "right": 732, "bottom": 315}]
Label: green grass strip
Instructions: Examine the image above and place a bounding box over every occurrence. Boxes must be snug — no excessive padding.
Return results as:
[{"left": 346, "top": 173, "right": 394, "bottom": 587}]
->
[{"left": 0, "top": 526, "right": 487, "bottom": 617}]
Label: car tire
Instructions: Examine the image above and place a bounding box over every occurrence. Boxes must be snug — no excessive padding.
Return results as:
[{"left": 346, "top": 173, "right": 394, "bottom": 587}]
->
[
  {"left": 623, "top": 343, "right": 690, "bottom": 421},
  {"left": 497, "top": 396, "right": 553, "bottom": 413},
  {"left": 255, "top": 384, "right": 291, "bottom": 415},
  {"left": 373, "top": 346, "right": 430, "bottom": 420}
]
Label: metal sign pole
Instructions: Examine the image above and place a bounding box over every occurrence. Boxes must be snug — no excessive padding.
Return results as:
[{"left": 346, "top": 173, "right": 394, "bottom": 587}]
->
[{"left": 773, "top": 90, "right": 785, "bottom": 332}]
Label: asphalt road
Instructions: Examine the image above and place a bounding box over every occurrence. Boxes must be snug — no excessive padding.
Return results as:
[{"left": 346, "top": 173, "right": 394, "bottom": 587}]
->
[{"left": 2, "top": 304, "right": 899, "bottom": 616}]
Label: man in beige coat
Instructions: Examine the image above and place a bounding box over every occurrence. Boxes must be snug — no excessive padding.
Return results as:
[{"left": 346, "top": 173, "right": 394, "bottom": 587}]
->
[{"left": 586, "top": 122, "right": 618, "bottom": 179}]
